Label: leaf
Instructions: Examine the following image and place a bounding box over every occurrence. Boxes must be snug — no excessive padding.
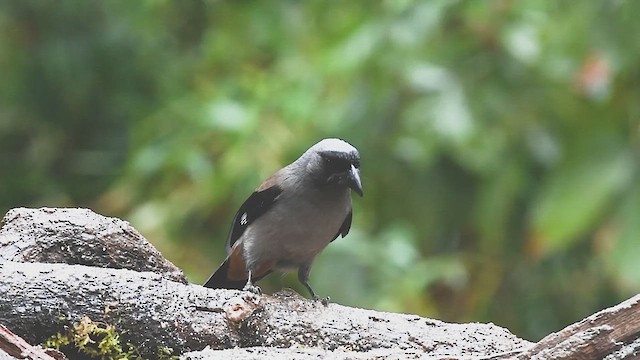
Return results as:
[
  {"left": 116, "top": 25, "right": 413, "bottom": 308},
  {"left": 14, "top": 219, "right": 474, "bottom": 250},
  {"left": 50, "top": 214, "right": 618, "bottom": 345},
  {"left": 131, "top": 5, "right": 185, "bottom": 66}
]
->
[
  {"left": 530, "top": 146, "right": 634, "bottom": 256},
  {"left": 606, "top": 184, "right": 640, "bottom": 290},
  {"left": 474, "top": 159, "right": 525, "bottom": 249}
]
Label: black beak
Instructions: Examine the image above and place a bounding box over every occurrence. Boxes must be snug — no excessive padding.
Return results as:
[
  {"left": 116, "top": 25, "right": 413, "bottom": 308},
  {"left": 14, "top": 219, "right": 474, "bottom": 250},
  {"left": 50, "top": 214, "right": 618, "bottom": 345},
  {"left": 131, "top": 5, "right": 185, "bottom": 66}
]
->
[{"left": 347, "top": 164, "right": 363, "bottom": 196}]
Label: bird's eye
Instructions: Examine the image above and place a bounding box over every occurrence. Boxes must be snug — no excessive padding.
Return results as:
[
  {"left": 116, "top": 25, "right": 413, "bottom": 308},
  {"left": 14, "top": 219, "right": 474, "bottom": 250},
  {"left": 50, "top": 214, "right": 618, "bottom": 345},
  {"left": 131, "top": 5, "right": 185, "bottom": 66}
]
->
[{"left": 324, "top": 156, "right": 350, "bottom": 173}]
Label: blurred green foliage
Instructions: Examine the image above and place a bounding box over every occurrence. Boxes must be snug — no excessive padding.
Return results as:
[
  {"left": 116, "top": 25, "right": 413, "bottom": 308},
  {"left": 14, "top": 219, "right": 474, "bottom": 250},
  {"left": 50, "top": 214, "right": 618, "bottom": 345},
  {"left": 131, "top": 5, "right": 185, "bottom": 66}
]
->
[{"left": 1, "top": 0, "right": 639, "bottom": 341}]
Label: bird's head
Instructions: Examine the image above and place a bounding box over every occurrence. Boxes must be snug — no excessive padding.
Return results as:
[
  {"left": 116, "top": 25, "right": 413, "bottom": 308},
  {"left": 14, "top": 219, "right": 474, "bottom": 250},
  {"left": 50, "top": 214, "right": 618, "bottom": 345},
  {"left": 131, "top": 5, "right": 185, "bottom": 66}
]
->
[{"left": 303, "top": 138, "right": 363, "bottom": 196}]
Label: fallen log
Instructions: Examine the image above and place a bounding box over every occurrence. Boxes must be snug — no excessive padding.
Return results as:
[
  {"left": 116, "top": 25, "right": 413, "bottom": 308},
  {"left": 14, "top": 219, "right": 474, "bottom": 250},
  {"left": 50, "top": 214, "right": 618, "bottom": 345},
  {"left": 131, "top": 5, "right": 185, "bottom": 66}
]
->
[
  {"left": 1, "top": 207, "right": 638, "bottom": 359},
  {"left": 0, "top": 261, "right": 530, "bottom": 358},
  {"left": 0, "top": 207, "right": 185, "bottom": 284},
  {"left": 516, "top": 294, "right": 640, "bottom": 360}
]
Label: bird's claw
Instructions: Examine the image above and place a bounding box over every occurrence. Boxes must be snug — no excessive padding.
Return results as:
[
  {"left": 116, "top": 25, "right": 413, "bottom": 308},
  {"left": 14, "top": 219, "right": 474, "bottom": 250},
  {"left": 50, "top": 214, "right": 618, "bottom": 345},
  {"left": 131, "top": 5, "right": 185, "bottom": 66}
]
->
[
  {"left": 243, "top": 284, "right": 262, "bottom": 295},
  {"left": 313, "top": 295, "right": 330, "bottom": 306}
]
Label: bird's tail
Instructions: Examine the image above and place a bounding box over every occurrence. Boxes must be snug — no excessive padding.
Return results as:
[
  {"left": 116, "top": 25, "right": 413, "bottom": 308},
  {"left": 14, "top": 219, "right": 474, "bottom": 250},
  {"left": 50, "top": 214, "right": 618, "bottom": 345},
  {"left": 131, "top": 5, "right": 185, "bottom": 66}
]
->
[{"left": 203, "top": 257, "right": 247, "bottom": 289}]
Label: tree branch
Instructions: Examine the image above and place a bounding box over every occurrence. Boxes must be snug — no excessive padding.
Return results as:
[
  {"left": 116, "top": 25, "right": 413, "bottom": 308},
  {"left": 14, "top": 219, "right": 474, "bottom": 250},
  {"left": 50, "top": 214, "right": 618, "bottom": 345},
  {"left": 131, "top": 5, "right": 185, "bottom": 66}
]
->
[
  {"left": 0, "top": 261, "right": 529, "bottom": 358},
  {"left": 517, "top": 294, "right": 640, "bottom": 360},
  {"left": 2, "top": 207, "right": 638, "bottom": 359},
  {"left": 0, "top": 324, "right": 59, "bottom": 360},
  {"left": 0, "top": 207, "right": 185, "bottom": 284}
]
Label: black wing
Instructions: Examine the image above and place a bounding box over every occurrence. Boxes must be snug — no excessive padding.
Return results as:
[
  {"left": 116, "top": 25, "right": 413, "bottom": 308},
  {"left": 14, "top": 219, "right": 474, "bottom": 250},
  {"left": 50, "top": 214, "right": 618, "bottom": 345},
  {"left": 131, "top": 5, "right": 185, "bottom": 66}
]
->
[
  {"left": 225, "top": 185, "right": 283, "bottom": 254},
  {"left": 331, "top": 210, "right": 352, "bottom": 242}
]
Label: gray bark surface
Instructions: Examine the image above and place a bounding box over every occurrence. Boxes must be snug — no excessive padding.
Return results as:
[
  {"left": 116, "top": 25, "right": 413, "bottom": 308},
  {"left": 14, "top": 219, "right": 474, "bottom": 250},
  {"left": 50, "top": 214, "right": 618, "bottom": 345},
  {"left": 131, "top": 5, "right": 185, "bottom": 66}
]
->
[
  {"left": 0, "top": 261, "right": 530, "bottom": 358},
  {"left": 0, "top": 207, "right": 186, "bottom": 283},
  {"left": 1, "top": 207, "right": 638, "bottom": 360},
  {"left": 517, "top": 294, "right": 640, "bottom": 360}
]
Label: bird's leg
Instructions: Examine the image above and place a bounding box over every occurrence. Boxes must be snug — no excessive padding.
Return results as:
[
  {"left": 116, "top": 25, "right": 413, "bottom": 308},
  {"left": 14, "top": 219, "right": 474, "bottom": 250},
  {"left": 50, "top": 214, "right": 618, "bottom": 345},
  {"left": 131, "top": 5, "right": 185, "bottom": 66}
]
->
[
  {"left": 298, "top": 265, "right": 329, "bottom": 305},
  {"left": 243, "top": 270, "right": 262, "bottom": 295}
]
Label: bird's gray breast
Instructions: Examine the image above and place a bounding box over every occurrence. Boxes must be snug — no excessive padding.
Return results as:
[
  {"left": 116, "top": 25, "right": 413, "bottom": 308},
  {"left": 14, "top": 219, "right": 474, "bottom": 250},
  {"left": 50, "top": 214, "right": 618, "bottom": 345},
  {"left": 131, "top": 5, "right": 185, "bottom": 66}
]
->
[{"left": 242, "top": 188, "right": 351, "bottom": 270}]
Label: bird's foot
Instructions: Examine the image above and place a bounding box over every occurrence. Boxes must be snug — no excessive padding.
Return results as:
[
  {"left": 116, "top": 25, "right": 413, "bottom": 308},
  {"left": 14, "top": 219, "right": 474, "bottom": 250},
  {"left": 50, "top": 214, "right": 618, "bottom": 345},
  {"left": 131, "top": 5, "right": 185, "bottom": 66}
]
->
[
  {"left": 312, "top": 295, "right": 330, "bottom": 306},
  {"left": 243, "top": 283, "right": 262, "bottom": 295}
]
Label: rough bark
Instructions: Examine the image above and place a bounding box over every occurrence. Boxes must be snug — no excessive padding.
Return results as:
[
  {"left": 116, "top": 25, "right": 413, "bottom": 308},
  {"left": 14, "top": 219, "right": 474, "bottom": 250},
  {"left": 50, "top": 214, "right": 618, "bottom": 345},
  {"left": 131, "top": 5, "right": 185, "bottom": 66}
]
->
[
  {"left": 0, "top": 207, "right": 186, "bottom": 284},
  {"left": 0, "top": 261, "right": 530, "bottom": 358},
  {"left": 516, "top": 294, "right": 640, "bottom": 360},
  {"left": 0, "top": 323, "right": 61, "bottom": 360},
  {"left": 0, "top": 207, "right": 638, "bottom": 360}
]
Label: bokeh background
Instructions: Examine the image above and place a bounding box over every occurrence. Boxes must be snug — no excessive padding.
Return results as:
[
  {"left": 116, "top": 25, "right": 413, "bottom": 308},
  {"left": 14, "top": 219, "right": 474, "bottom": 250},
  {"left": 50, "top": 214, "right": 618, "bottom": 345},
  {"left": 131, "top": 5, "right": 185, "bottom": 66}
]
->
[{"left": 1, "top": 1, "right": 639, "bottom": 342}]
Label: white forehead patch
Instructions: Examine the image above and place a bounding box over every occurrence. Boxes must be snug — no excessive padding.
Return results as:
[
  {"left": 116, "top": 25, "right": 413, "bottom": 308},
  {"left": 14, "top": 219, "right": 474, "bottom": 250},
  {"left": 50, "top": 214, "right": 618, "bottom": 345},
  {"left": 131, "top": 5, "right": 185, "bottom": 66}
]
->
[{"left": 311, "top": 138, "right": 357, "bottom": 154}]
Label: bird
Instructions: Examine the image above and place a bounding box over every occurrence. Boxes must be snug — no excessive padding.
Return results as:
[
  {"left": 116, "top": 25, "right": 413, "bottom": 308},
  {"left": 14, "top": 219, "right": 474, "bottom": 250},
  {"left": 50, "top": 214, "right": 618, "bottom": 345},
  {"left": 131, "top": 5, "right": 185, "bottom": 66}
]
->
[{"left": 203, "top": 138, "right": 363, "bottom": 302}]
